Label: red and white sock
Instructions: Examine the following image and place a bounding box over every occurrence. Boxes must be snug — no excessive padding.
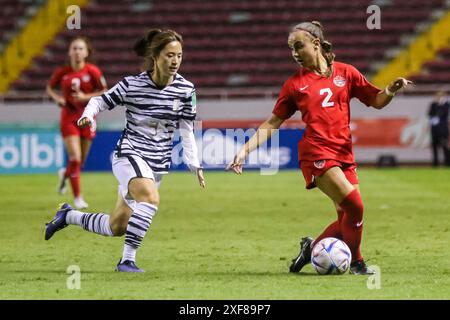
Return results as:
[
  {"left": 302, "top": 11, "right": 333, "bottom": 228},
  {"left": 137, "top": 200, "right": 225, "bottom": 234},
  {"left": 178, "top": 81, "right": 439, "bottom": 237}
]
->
[
  {"left": 311, "top": 208, "right": 345, "bottom": 248},
  {"left": 66, "top": 160, "right": 81, "bottom": 198},
  {"left": 338, "top": 189, "right": 364, "bottom": 263}
]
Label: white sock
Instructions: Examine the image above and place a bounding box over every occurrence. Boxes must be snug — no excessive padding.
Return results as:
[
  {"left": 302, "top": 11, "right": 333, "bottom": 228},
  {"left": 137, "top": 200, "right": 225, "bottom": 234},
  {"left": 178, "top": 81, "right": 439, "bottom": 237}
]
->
[
  {"left": 122, "top": 244, "right": 137, "bottom": 262},
  {"left": 66, "top": 210, "right": 84, "bottom": 225},
  {"left": 66, "top": 210, "right": 113, "bottom": 236},
  {"left": 121, "top": 202, "right": 157, "bottom": 263}
]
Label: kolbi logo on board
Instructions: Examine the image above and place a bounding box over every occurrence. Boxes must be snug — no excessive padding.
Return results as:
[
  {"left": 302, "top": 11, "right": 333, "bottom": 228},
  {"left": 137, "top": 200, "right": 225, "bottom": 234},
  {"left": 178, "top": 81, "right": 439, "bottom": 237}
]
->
[{"left": 0, "top": 132, "right": 64, "bottom": 173}]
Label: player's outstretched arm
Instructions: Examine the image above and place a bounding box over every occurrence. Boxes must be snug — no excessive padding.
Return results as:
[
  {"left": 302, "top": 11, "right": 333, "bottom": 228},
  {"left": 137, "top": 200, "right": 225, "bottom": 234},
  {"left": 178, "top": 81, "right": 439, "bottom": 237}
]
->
[
  {"left": 78, "top": 78, "right": 129, "bottom": 128},
  {"left": 372, "top": 77, "right": 412, "bottom": 109},
  {"left": 226, "top": 114, "right": 284, "bottom": 174},
  {"left": 180, "top": 118, "right": 205, "bottom": 188},
  {"left": 77, "top": 95, "right": 109, "bottom": 128}
]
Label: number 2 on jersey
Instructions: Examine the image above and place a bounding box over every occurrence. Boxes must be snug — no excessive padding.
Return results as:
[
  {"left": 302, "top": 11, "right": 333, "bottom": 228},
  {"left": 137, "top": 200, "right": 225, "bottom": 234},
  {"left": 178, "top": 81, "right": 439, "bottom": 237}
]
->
[{"left": 319, "top": 88, "right": 334, "bottom": 108}]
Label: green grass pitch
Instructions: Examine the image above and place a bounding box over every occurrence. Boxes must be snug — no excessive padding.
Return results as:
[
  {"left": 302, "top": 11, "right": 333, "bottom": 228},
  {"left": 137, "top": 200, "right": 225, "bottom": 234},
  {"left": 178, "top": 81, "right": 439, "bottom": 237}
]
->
[{"left": 0, "top": 168, "right": 449, "bottom": 299}]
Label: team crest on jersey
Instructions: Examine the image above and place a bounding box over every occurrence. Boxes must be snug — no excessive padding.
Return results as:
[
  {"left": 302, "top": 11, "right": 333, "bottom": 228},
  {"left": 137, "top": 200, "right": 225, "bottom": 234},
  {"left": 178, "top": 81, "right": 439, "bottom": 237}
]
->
[
  {"left": 82, "top": 74, "right": 91, "bottom": 82},
  {"left": 314, "top": 160, "right": 326, "bottom": 169},
  {"left": 172, "top": 99, "right": 181, "bottom": 111},
  {"left": 333, "top": 75, "right": 346, "bottom": 87}
]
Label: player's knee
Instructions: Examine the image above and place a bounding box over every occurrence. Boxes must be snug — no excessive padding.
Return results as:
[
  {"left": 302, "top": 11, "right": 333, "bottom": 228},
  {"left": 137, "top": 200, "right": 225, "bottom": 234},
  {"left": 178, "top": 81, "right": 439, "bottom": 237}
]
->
[
  {"left": 128, "top": 180, "right": 159, "bottom": 206},
  {"left": 139, "top": 191, "right": 159, "bottom": 206},
  {"left": 130, "top": 188, "right": 159, "bottom": 206}
]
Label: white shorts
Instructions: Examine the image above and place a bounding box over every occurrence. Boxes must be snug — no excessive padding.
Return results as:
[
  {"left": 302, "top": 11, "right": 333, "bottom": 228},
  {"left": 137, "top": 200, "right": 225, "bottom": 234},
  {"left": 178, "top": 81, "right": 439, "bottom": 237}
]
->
[{"left": 112, "top": 154, "right": 165, "bottom": 210}]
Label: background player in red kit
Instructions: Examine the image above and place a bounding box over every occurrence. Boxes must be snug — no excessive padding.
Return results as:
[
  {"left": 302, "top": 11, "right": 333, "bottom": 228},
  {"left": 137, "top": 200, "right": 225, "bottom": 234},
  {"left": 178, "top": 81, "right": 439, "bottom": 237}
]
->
[
  {"left": 227, "top": 21, "right": 412, "bottom": 275},
  {"left": 46, "top": 36, "right": 107, "bottom": 209}
]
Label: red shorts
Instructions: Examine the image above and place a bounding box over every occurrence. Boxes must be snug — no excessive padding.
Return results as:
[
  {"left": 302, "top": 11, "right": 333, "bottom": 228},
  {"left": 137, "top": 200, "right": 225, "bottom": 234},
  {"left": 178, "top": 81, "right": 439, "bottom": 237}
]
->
[
  {"left": 60, "top": 113, "right": 96, "bottom": 140},
  {"left": 299, "top": 159, "right": 358, "bottom": 189}
]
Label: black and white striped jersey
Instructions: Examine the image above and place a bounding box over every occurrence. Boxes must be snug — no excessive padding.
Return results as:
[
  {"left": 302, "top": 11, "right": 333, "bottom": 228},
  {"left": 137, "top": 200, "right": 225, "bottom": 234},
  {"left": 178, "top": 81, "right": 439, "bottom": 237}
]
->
[{"left": 87, "top": 71, "right": 197, "bottom": 173}]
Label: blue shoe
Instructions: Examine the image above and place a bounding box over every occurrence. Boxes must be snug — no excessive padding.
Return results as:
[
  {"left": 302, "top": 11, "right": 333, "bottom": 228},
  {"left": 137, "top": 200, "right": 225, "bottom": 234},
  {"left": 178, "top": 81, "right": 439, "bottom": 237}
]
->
[
  {"left": 115, "top": 260, "right": 145, "bottom": 273},
  {"left": 45, "top": 203, "right": 71, "bottom": 240}
]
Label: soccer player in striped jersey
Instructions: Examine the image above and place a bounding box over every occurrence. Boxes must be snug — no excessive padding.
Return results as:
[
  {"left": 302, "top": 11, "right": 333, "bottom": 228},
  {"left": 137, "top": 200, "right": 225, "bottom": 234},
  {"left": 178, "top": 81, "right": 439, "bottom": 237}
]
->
[
  {"left": 227, "top": 21, "right": 411, "bottom": 275},
  {"left": 45, "top": 29, "right": 205, "bottom": 273}
]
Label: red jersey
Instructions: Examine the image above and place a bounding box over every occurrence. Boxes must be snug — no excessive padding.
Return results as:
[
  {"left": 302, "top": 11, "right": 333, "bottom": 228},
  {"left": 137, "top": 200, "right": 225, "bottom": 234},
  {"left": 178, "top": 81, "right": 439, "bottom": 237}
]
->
[
  {"left": 48, "top": 63, "right": 107, "bottom": 117},
  {"left": 272, "top": 61, "right": 380, "bottom": 163}
]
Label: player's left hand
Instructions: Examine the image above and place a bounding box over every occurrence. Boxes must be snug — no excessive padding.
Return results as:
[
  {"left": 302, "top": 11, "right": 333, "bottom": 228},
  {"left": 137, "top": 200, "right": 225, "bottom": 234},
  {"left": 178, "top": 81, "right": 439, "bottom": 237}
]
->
[
  {"left": 196, "top": 168, "right": 205, "bottom": 188},
  {"left": 226, "top": 153, "right": 245, "bottom": 175},
  {"left": 388, "top": 77, "right": 413, "bottom": 93},
  {"left": 72, "top": 89, "right": 87, "bottom": 102}
]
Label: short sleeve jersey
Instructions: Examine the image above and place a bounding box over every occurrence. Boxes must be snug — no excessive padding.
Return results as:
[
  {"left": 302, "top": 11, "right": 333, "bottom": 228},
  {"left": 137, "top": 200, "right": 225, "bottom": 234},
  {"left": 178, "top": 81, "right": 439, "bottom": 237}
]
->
[
  {"left": 272, "top": 61, "right": 380, "bottom": 163},
  {"left": 48, "top": 63, "right": 107, "bottom": 116}
]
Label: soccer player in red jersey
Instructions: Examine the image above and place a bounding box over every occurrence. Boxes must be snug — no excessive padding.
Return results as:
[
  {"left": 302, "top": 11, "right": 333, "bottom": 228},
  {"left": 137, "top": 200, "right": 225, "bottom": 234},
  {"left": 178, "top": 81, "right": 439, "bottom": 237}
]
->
[
  {"left": 46, "top": 36, "right": 108, "bottom": 209},
  {"left": 227, "top": 21, "right": 411, "bottom": 275}
]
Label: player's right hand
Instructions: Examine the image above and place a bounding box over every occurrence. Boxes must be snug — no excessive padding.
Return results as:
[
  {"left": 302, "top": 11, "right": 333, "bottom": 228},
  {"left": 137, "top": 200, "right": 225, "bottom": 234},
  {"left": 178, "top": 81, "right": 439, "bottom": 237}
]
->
[{"left": 77, "top": 117, "right": 92, "bottom": 128}]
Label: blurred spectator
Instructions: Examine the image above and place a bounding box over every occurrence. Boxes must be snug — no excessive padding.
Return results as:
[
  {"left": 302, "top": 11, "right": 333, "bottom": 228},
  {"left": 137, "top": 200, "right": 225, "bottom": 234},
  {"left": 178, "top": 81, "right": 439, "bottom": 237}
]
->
[{"left": 428, "top": 91, "right": 450, "bottom": 166}]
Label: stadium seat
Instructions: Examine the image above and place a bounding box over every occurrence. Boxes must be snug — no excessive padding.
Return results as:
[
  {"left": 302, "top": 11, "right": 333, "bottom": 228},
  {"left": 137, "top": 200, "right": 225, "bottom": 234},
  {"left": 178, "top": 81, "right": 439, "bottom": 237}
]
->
[
  {"left": 0, "top": 0, "right": 31, "bottom": 44},
  {"left": 5, "top": 0, "right": 449, "bottom": 97}
]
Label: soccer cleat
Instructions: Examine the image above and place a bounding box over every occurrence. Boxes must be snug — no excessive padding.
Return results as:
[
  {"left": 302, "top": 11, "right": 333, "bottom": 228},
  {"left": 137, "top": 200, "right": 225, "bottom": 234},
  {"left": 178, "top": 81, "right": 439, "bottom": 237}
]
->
[
  {"left": 289, "top": 236, "right": 314, "bottom": 273},
  {"left": 350, "top": 260, "right": 376, "bottom": 275},
  {"left": 45, "top": 203, "right": 72, "bottom": 240},
  {"left": 74, "top": 196, "right": 89, "bottom": 209},
  {"left": 57, "top": 168, "right": 68, "bottom": 195},
  {"left": 115, "top": 260, "right": 145, "bottom": 273}
]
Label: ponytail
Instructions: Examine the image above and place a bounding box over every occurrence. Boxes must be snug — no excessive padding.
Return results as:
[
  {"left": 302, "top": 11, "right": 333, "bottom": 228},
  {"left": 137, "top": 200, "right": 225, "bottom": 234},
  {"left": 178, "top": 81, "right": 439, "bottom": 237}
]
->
[
  {"left": 133, "top": 28, "right": 183, "bottom": 71},
  {"left": 320, "top": 40, "right": 335, "bottom": 67},
  {"left": 133, "top": 28, "right": 162, "bottom": 57}
]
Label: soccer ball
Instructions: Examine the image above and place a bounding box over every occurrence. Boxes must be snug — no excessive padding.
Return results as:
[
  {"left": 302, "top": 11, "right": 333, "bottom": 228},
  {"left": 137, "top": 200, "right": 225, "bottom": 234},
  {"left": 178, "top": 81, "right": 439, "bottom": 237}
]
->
[{"left": 311, "top": 237, "right": 352, "bottom": 275}]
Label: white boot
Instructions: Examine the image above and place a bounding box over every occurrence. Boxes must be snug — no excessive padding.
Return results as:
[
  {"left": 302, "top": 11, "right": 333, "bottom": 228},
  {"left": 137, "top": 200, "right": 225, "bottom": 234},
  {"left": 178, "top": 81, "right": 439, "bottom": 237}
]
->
[{"left": 74, "top": 196, "right": 89, "bottom": 209}]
